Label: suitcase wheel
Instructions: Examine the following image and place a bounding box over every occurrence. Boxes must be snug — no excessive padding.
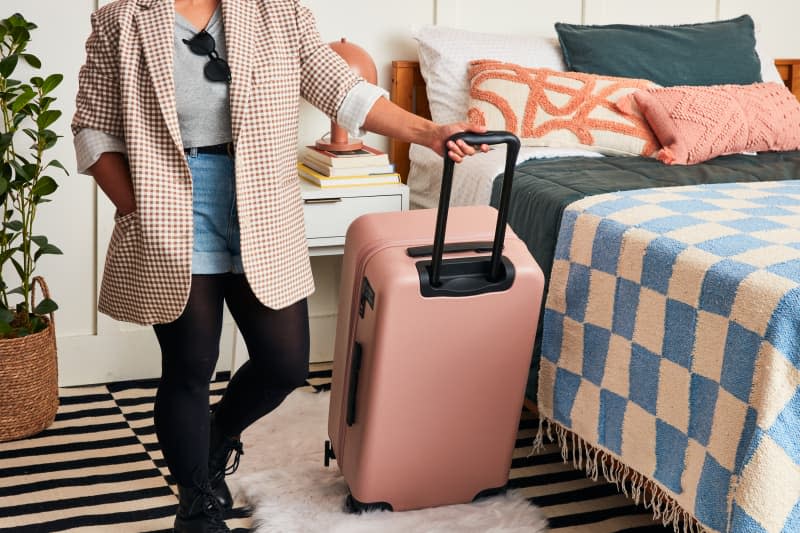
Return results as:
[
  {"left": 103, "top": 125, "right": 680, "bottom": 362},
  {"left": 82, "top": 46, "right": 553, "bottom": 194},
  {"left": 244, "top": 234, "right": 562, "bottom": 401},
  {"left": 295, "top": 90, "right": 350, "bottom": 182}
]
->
[
  {"left": 344, "top": 493, "right": 393, "bottom": 514},
  {"left": 473, "top": 485, "right": 507, "bottom": 502},
  {"left": 324, "top": 440, "right": 335, "bottom": 467}
]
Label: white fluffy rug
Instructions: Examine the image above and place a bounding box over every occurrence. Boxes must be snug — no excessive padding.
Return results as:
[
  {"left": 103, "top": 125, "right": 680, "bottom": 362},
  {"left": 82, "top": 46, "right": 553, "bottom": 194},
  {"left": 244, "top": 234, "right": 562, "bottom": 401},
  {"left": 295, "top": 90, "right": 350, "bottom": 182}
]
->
[{"left": 228, "top": 388, "right": 549, "bottom": 533}]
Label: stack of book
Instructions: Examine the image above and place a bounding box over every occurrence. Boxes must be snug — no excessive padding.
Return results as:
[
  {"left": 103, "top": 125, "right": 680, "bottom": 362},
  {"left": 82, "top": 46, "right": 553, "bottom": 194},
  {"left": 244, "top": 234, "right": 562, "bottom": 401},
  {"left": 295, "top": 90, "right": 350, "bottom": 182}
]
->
[{"left": 298, "top": 144, "right": 401, "bottom": 188}]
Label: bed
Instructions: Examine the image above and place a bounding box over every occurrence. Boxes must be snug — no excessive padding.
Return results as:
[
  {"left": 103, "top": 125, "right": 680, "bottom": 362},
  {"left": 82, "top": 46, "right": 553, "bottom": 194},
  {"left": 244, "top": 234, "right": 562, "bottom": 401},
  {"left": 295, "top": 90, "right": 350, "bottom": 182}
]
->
[{"left": 388, "top": 20, "right": 800, "bottom": 533}]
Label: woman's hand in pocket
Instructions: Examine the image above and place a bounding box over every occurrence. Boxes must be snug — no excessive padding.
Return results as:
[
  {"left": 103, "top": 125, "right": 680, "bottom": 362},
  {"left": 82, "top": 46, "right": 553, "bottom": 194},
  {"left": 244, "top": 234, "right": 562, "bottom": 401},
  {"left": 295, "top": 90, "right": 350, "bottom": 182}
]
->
[{"left": 89, "top": 152, "right": 136, "bottom": 218}]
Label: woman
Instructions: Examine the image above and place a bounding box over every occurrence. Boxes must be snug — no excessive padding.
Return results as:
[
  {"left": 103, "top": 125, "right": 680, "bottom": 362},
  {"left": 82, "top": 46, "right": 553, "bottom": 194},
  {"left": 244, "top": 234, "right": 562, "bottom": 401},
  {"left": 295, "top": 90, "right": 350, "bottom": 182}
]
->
[{"left": 73, "top": 0, "right": 485, "bottom": 531}]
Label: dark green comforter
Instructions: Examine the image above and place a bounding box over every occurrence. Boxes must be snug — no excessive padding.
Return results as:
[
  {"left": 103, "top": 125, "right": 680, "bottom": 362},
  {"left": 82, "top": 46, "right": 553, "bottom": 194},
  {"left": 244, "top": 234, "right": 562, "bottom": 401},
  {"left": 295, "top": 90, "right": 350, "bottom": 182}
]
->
[{"left": 488, "top": 151, "right": 800, "bottom": 399}]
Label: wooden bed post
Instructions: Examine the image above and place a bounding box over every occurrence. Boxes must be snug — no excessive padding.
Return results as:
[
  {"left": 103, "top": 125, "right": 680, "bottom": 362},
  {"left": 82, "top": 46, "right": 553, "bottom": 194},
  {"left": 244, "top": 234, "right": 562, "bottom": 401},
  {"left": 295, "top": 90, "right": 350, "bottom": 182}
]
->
[
  {"left": 390, "top": 60, "right": 430, "bottom": 184},
  {"left": 776, "top": 59, "right": 800, "bottom": 102}
]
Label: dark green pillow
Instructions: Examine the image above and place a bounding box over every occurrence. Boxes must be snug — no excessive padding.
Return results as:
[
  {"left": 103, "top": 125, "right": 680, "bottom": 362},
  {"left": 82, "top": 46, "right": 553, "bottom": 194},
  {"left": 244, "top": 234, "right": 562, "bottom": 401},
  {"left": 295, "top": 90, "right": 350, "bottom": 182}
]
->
[{"left": 555, "top": 15, "right": 762, "bottom": 87}]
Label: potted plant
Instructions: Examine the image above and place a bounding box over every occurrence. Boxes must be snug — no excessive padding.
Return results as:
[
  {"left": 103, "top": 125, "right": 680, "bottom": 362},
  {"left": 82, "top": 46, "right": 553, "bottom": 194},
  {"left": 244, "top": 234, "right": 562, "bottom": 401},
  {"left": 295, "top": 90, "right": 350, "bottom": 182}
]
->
[{"left": 0, "top": 12, "right": 65, "bottom": 442}]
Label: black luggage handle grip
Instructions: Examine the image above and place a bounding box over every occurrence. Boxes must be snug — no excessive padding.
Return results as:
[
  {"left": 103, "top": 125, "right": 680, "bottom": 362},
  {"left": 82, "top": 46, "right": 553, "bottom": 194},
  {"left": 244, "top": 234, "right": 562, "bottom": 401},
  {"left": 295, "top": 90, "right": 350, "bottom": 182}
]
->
[
  {"left": 445, "top": 131, "right": 518, "bottom": 148},
  {"left": 345, "top": 342, "right": 363, "bottom": 426},
  {"left": 431, "top": 131, "right": 521, "bottom": 287}
]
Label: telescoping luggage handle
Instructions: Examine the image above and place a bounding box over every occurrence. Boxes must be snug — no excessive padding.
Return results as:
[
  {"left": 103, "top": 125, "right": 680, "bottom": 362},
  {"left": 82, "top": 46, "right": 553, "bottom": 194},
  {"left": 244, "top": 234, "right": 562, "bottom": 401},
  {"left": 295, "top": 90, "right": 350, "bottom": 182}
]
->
[{"left": 427, "top": 131, "right": 520, "bottom": 290}]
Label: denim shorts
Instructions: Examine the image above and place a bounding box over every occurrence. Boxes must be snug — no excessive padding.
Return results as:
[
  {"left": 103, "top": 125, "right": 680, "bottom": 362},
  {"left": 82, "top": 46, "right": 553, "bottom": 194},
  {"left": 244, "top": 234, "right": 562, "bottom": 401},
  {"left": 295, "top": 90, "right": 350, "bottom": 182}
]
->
[{"left": 186, "top": 149, "right": 244, "bottom": 274}]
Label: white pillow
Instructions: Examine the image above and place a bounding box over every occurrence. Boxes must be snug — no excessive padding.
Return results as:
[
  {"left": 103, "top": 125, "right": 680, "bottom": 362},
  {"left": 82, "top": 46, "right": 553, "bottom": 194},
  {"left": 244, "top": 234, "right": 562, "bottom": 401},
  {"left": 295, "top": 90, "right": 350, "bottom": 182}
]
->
[{"left": 413, "top": 25, "right": 565, "bottom": 124}]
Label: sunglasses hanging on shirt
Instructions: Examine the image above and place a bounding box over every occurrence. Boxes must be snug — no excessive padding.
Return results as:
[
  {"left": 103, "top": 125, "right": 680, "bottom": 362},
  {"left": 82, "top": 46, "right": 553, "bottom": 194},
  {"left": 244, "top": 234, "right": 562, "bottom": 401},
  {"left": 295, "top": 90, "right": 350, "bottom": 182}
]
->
[{"left": 182, "top": 30, "right": 231, "bottom": 83}]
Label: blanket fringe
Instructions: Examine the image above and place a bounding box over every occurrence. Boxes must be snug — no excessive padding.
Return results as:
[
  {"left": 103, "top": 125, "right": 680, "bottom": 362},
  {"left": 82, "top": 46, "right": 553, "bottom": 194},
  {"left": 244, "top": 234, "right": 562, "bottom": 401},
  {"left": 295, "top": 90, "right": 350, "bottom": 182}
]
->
[{"left": 533, "top": 417, "right": 706, "bottom": 533}]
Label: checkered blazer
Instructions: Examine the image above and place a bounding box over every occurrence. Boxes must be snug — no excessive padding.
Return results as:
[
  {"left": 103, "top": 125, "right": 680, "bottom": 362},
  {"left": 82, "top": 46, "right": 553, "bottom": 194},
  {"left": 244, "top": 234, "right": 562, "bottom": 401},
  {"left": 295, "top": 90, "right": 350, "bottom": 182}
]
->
[{"left": 72, "top": 0, "right": 361, "bottom": 325}]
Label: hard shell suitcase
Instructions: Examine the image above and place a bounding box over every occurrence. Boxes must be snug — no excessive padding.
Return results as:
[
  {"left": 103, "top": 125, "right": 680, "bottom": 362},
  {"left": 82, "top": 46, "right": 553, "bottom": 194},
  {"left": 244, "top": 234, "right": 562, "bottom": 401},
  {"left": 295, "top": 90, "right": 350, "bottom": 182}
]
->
[{"left": 326, "top": 132, "right": 545, "bottom": 512}]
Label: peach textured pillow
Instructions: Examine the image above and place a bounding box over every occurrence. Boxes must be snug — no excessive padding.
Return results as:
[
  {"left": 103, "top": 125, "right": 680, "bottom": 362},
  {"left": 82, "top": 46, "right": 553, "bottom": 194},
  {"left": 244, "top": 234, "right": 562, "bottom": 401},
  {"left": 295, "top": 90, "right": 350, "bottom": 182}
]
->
[
  {"left": 617, "top": 82, "right": 800, "bottom": 165},
  {"left": 466, "top": 60, "right": 661, "bottom": 156}
]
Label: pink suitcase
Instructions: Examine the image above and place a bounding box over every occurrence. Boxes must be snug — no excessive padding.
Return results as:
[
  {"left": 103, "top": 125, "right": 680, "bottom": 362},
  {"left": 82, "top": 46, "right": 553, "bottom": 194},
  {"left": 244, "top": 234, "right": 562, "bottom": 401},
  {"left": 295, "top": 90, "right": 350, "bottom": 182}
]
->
[{"left": 325, "top": 132, "right": 545, "bottom": 512}]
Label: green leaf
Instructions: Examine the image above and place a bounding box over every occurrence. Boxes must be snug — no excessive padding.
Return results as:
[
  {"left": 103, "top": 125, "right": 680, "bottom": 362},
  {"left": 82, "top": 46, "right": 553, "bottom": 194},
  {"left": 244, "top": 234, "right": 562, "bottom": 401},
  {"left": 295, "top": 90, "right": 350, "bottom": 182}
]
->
[
  {"left": 29, "top": 316, "right": 42, "bottom": 333},
  {"left": 0, "top": 321, "right": 11, "bottom": 335},
  {"left": 10, "top": 161, "right": 35, "bottom": 182},
  {"left": 0, "top": 132, "right": 12, "bottom": 153},
  {"left": 39, "top": 96, "right": 55, "bottom": 112},
  {"left": 25, "top": 162, "right": 38, "bottom": 180},
  {"left": 46, "top": 159, "right": 68, "bottom": 175},
  {"left": 36, "top": 109, "right": 61, "bottom": 130},
  {"left": 12, "top": 112, "right": 26, "bottom": 128},
  {"left": 40, "top": 73, "right": 62, "bottom": 95},
  {"left": 21, "top": 53, "right": 40, "bottom": 68},
  {"left": 10, "top": 28, "right": 31, "bottom": 49},
  {"left": 0, "top": 177, "right": 8, "bottom": 195},
  {"left": 33, "top": 298, "right": 57, "bottom": 315},
  {"left": 34, "top": 243, "right": 63, "bottom": 261},
  {"left": 7, "top": 285, "right": 23, "bottom": 296},
  {"left": 0, "top": 248, "right": 15, "bottom": 263},
  {"left": 4, "top": 220, "right": 23, "bottom": 231},
  {"left": 10, "top": 257, "right": 24, "bottom": 281},
  {"left": 5, "top": 78, "right": 21, "bottom": 87},
  {"left": 39, "top": 130, "right": 58, "bottom": 151},
  {"left": 31, "top": 176, "right": 57, "bottom": 196},
  {"left": 0, "top": 55, "right": 18, "bottom": 78},
  {"left": 30, "top": 75, "right": 43, "bottom": 88},
  {"left": 0, "top": 307, "right": 13, "bottom": 323},
  {"left": 8, "top": 13, "right": 34, "bottom": 29},
  {"left": 9, "top": 87, "right": 35, "bottom": 113},
  {"left": 31, "top": 235, "right": 48, "bottom": 247},
  {"left": 22, "top": 128, "right": 37, "bottom": 142}
]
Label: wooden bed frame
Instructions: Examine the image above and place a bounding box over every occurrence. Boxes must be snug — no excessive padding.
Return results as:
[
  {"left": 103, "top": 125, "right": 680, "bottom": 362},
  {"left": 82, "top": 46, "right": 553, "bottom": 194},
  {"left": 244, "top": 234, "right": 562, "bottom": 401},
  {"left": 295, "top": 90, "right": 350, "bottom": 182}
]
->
[{"left": 389, "top": 58, "right": 800, "bottom": 183}]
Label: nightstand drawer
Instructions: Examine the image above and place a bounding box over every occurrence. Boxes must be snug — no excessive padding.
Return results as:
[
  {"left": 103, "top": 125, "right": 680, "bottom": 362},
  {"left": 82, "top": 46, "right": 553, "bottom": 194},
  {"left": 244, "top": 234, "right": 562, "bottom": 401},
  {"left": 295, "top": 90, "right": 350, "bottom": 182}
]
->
[{"left": 304, "top": 193, "right": 403, "bottom": 239}]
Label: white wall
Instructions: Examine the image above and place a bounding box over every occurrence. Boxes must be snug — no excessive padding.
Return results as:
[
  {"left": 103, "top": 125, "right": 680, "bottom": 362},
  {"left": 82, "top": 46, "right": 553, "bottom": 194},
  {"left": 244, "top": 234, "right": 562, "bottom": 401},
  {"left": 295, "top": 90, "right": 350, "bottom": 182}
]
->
[{"left": 2, "top": 0, "right": 797, "bottom": 385}]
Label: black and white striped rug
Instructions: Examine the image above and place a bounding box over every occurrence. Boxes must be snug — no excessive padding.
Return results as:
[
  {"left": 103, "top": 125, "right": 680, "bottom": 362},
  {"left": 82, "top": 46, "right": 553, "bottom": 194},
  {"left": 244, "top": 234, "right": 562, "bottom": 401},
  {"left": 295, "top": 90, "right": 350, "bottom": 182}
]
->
[{"left": 0, "top": 364, "right": 670, "bottom": 532}]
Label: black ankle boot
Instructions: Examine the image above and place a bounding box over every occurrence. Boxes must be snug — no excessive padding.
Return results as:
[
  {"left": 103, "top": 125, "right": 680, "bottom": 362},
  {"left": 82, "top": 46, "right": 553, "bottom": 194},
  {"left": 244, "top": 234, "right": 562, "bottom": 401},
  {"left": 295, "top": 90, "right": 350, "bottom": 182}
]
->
[
  {"left": 174, "top": 478, "right": 231, "bottom": 533},
  {"left": 208, "top": 413, "right": 244, "bottom": 511}
]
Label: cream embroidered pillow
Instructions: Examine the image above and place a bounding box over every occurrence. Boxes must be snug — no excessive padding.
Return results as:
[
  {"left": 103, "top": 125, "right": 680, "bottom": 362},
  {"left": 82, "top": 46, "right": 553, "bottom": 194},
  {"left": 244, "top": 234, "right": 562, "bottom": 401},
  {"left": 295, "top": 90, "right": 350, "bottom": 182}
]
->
[
  {"left": 467, "top": 61, "right": 661, "bottom": 157},
  {"left": 413, "top": 26, "right": 565, "bottom": 125}
]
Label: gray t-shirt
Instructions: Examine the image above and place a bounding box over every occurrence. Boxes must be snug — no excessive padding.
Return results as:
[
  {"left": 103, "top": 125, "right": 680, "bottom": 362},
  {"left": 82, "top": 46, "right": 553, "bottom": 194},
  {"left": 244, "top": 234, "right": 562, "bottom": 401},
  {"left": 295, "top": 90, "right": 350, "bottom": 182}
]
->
[{"left": 173, "top": 6, "right": 232, "bottom": 148}]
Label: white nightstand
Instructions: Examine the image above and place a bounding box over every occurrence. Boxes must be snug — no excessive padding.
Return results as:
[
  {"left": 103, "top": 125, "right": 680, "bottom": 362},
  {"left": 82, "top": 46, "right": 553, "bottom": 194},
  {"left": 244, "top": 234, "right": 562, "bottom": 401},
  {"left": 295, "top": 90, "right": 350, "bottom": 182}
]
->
[
  {"left": 302, "top": 179, "right": 409, "bottom": 364},
  {"left": 300, "top": 179, "right": 410, "bottom": 255}
]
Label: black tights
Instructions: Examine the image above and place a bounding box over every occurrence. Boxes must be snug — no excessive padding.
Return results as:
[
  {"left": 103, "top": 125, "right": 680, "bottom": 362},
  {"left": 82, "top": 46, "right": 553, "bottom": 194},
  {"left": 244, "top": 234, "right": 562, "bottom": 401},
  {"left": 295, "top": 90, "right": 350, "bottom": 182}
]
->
[{"left": 152, "top": 274, "right": 309, "bottom": 486}]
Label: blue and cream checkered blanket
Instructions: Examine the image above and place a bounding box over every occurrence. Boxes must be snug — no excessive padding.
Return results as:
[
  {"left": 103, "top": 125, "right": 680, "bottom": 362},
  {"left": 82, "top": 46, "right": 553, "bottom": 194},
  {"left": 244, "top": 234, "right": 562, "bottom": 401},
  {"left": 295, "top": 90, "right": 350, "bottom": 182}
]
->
[{"left": 538, "top": 181, "right": 800, "bottom": 533}]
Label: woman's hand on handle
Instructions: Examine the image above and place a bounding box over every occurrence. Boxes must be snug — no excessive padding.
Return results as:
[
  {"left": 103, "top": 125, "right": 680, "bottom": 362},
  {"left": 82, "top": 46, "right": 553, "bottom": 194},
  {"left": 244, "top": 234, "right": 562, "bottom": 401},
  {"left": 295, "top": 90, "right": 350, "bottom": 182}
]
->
[{"left": 426, "top": 121, "right": 490, "bottom": 162}]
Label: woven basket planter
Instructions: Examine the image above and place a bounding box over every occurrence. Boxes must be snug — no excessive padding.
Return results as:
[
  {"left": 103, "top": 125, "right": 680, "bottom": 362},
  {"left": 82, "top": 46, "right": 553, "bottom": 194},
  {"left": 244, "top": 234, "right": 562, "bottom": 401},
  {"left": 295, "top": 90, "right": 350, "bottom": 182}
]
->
[{"left": 0, "top": 277, "right": 58, "bottom": 443}]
